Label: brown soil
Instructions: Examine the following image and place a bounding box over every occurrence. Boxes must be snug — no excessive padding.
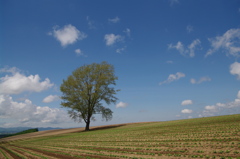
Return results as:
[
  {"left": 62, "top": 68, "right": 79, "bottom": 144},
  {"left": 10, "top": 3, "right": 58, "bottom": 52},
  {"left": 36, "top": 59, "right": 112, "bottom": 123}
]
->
[
  {"left": 0, "top": 146, "right": 22, "bottom": 159},
  {"left": 15, "top": 145, "right": 117, "bottom": 159},
  {"left": 10, "top": 146, "right": 43, "bottom": 159}
]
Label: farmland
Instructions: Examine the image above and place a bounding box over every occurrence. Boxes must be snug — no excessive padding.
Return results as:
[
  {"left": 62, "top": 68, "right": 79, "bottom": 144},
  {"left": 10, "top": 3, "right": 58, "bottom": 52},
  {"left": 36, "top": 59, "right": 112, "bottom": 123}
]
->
[{"left": 0, "top": 114, "right": 240, "bottom": 159}]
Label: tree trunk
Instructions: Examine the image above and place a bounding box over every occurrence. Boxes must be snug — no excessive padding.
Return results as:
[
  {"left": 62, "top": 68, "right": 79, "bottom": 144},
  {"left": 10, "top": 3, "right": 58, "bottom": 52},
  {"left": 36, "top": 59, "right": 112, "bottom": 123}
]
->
[{"left": 85, "top": 119, "right": 90, "bottom": 131}]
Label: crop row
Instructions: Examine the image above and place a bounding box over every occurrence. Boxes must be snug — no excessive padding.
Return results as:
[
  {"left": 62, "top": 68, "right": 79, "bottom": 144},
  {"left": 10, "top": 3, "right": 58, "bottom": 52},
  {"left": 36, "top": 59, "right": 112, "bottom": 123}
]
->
[
  {"left": 1, "top": 114, "right": 240, "bottom": 158},
  {"left": 10, "top": 141, "right": 240, "bottom": 159}
]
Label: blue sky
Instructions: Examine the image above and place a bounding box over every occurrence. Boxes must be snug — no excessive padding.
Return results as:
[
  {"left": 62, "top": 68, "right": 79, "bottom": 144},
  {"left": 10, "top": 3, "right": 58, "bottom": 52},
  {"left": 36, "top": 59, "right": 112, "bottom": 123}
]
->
[{"left": 1, "top": 0, "right": 240, "bottom": 128}]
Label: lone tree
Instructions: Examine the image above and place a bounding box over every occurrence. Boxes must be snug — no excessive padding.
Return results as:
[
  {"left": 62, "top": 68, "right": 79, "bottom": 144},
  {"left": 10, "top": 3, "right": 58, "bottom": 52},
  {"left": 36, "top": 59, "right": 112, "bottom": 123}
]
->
[{"left": 60, "top": 62, "right": 119, "bottom": 131}]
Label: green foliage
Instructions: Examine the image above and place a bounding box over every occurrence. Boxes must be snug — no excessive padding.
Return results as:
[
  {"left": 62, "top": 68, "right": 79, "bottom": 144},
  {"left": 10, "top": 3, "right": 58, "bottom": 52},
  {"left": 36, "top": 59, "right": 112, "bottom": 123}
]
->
[
  {"left": 14, "top": 128, "right": 38, "bottom": 136},
  {"left": 1, "top": 128, "right": 38, "bottom": 138},
  {"left": 60, "top": 61, "right": 119, "bottom": 130}
]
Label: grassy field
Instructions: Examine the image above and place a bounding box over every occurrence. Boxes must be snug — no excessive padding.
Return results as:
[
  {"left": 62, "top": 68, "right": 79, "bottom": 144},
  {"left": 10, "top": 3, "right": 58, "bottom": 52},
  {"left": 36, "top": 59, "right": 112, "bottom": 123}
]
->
[{"left": 0, "top": 114, "right": 240, "bottom": 159}]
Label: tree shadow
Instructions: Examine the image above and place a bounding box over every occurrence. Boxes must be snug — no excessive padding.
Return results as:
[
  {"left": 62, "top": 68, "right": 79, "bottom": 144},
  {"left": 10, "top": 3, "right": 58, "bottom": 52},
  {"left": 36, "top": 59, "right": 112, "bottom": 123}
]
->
[{"left": 88, "top": 124, "right": 127, "bottom": 132}]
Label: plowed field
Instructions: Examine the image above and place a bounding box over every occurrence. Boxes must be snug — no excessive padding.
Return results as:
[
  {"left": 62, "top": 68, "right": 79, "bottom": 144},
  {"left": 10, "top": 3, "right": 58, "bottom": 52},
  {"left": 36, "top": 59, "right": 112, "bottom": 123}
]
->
[{"left": 1, "top": 115, "right": 240, "bottom": 159}]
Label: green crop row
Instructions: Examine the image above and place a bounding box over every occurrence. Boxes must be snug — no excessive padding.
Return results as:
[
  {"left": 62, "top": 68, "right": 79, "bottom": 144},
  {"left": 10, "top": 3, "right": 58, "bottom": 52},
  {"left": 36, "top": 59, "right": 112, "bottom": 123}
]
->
[{"left": 1, "top": 114, "right": 239, "bottom": 159}]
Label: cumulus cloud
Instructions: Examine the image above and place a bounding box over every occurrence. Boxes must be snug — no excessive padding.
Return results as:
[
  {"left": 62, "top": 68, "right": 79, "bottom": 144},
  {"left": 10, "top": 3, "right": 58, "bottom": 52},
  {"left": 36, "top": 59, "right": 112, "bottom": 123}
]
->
[
  {"left": 42, "top": 95, "right": 59, "bottom": 103},
  {"left": 116, "top": 102, "right": 128, "bottom": 108},
  {"left": 181, "top": 109, "right": 193, "bottom": 114},
  {"left": 50, "top": 24, "right": 87, "bottom": 47},
  {"left": 0, "top": 68, "right": 53, "bottom": 95},
  {"left": 168, "top": 39, "right": 201, "bottom": 57},
  {"left": 205, "top": 105, "right": 217, "bottom": 111},
  {"left": 168, "top": 41, "right": 184, "bottom": 53},
  {"left": 104, "top": 34, "right": 124, "bottom": 46},
  {"left": 190, "top": 77, "right": 211, "bottom": 84},
  {"left": 159, "top": 72, "right": 185, "bottom": 85},
  {"left": 188, "top": 39, "right": 201, "bottom": 57},
  {"left": 181, "top": 100, "right": 193, "bottom": 106},
  {"left": 230, "top": 62, "right": 240, "bottom": 80},
  {"left": 0, "top": 67, "right": 20, "bottom": 74},
  {"left": 0, "top": 95, "right": 70, "bottom": 126},
  {"left": 206, "top": 28, "right": 240, "bottom": 57},
  {"left": 74, "top": 49, "right": 86, "bottom": 57},
  {"left": 75, "top": 49, "right": 82, "bottom": 54},
  {"left": 108, "top": 17, "right": 120, "bottom": 23},
  {"left": 200, "top": 90, "right": 240, "bottom": 117}
]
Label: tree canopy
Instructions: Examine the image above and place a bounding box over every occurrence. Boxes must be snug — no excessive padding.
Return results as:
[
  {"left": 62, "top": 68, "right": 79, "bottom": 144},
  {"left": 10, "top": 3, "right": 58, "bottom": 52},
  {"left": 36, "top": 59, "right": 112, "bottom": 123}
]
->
[{"left": 60, "top": 62, "right": 119, "bottom": 131}]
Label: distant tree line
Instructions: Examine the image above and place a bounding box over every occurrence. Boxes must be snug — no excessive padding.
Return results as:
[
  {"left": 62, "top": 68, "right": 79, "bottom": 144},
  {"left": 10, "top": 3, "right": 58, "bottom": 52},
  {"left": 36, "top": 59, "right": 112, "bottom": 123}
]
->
[{"left": 0, "top": 128, "right": 38, "bottom": 139}]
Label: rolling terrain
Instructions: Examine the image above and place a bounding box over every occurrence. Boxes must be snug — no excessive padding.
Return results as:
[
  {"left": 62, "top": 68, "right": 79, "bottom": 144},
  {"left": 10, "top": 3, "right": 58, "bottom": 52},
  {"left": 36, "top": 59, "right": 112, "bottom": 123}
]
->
[{"left": 0, "top": 114, "right": 240, "bottom": 159}]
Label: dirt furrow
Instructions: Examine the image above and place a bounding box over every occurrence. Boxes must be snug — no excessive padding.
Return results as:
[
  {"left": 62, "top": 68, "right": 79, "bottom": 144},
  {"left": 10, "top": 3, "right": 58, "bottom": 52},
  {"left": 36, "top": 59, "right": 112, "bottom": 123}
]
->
[
  {"left": 0, "top": 150, "right": 6, "bottom": 159},
  {"left": 45, "top": 145, "right": 240, "bottom": 159},
  {"left": 21, "top": 145, "right": 119, "bottom": 159},
  {"left": 19, "top": 146, "right": 95, "bottom": 159},
  {"left": 10, "top": 146, "right": 44, "bottom": 159},
  {"left": 0, "top": 146, "right": 22, "bottom": 159},
  {"left": 26, "top": 144, "right": 186, "bottom": 159},
  {"left": 0, "top": 147, "right": 14, "bottom": 159},
  {"left": 12, "top": 145, "right": 63, "bottom": 159}
]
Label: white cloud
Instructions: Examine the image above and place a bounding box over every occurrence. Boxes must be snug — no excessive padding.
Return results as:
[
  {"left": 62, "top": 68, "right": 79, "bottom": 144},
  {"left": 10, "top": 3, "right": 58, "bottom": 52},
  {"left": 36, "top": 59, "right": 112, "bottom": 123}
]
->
[
  {"left": 108, "top": 17, "right": 120, "bottom": 23},
  {"left": 190, "top": 79, "right": 196, "bottom": 84},
  {"left": 160, "top": 72, "right": 185, "bottom": 85},
  {"left": 0, "top": 67, "right": 20, "bottom": 74},
  {"left": 206, "top": 28, "right": 240, "bottom": 57},
  {"left": 190, "top": 77, "right": 211, "bottom": 84},
  {"left": 104, "top": 34, "right": 124, "bottom": 46},
  {"left": 50, "top": 24, "right": 87, "bottom": 47},
  {"left": 200, "top": 90, "right": 240, "bottom": 117},
  {"left": 74, "top": 49, "right": 86, "bottom": 57},
  {"left": 75, "top": 49, "right": 81, "bottom": 54},
  {"left": 42, "top": 95, "right": 59, "bottom": 103},
  {"left": 116, "top": 47, "right": 126, "bottom": 54},
  {"left": 205, "top": 105, "right": 217, "bottom": 111},
  {"left": 168, "top": 41, "right": 184, "bottom": 53},
  {"left": 0, "top": 68, "right": 53, "bottom": 95},
  {"left": 181, "top": 109, "right": 193, "bottom": 114},
  {"left": 188, "top": 39, "right": 201, "bottom": 57},
  {"left": 237, "top": 91, "right": 240, "bottom": 99},
  {"left": 0, "top": 95, "right": 70, "bottom": 127},
  {"left": 230, "top": 62, "right": 240, "bottom": 80},
  {"left": 181, "top": 100, "right": 193, "bottom": 106},
  {"left": 123, "top": 28, "right": 131, "bottom": 37},
  {"left": 168, "top": 39, "right": 201, "bottom": 57},
  {"left": 116, "top": 102, "right": 128, "bottom": 108}
]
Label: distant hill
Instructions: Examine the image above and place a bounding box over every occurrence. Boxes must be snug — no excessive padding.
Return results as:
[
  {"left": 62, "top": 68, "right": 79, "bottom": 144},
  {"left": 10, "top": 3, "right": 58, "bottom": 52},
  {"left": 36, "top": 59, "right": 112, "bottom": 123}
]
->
[
  {"left": 0, "top": 127, "right": 63, "bottom": 135},
  {"left": 0, "top": 128, "right": 39, "bottom": 139},
  {"left": 38, "top": 127, "right": 63, "bottom": 131},
  {"left": 0, "top": 127, "right": 31, "bottom": 134}
]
